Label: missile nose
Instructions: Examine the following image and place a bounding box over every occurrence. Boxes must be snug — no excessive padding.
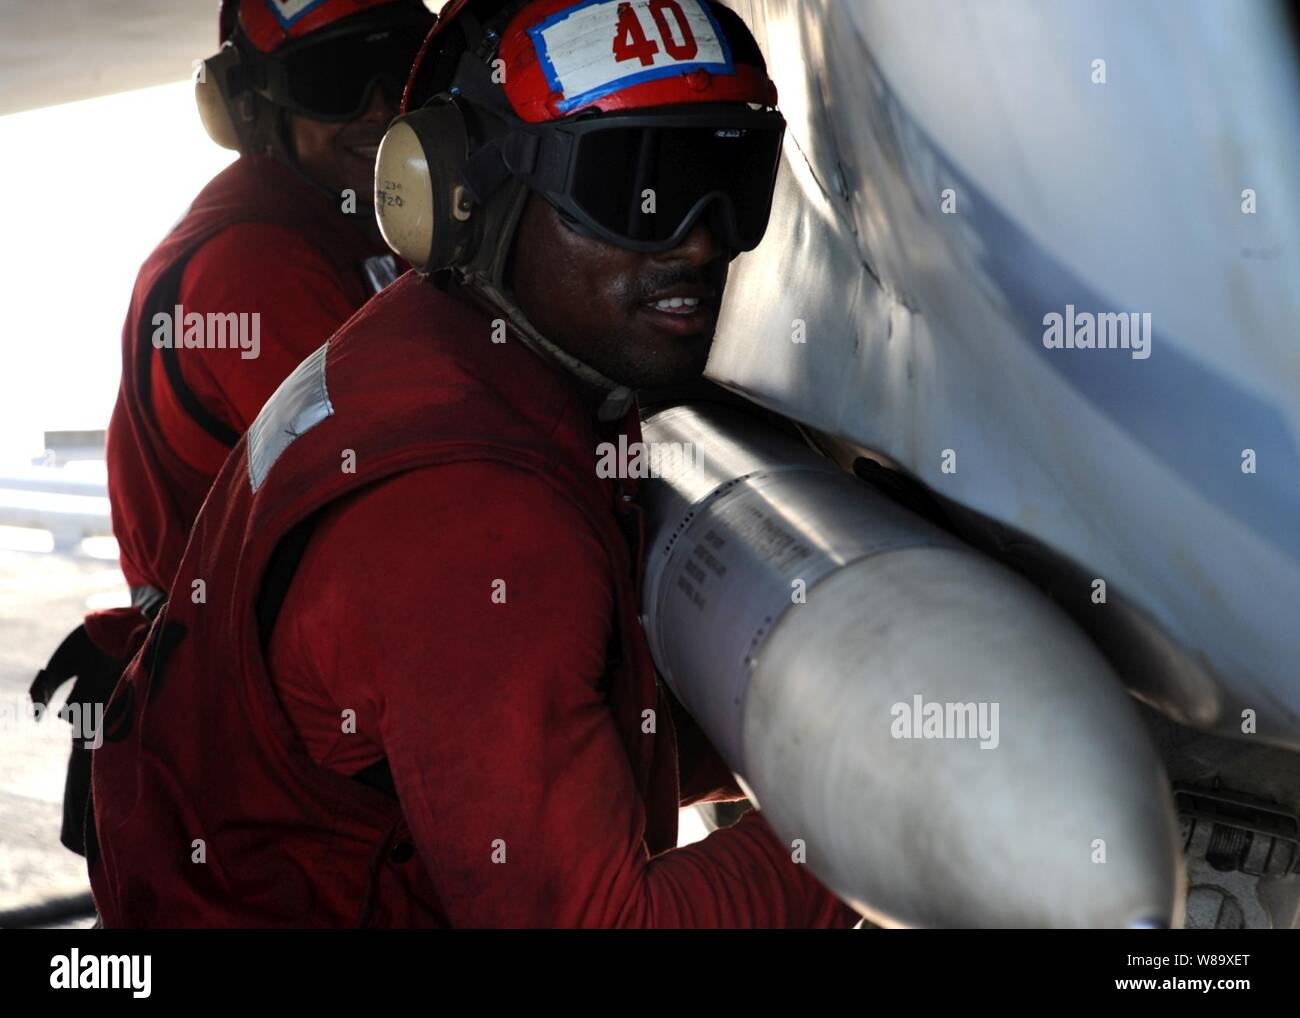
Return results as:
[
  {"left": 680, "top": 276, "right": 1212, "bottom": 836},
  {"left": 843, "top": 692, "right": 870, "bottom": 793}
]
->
[{"left": 640, "top": 404, "right": 1184, "bottom": 928}]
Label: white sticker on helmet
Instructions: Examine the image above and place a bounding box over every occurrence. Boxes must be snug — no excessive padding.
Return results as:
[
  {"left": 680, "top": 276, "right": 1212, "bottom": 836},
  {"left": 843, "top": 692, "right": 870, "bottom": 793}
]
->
[
  {"left": 266, "top": 0, "right": 329, "bottom": 30},
  {"left": 529, "top": 0, "right": 734, "bottom": 114}
]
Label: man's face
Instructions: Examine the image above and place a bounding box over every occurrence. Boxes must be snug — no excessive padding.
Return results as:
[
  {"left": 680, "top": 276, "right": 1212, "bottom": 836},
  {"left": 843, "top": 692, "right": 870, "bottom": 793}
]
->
[
  {"left": 509, "top": 194, "right": 732, "bottom": 390},
  {"left": 289, "top": 84, "right": 397, "bottom": 204}
]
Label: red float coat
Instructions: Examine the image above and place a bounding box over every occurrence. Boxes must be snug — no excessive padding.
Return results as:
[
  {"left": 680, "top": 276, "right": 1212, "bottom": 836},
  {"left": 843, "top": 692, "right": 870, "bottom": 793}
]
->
[
  {"left": 38, "top": 155, "right": 395, "bottom": 859},
  {"left": 107, "top": 153, "right": 393, "bottom": 598},
  {"left": 89, "top": 274, "right": 857, "bottom": 928}
]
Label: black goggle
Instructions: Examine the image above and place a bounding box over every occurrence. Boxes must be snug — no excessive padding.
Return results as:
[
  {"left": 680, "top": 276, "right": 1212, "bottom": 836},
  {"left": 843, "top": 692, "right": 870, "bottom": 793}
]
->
[
  {"left": 250, "top": 8, "right": 434, "bottom": 121},
  {"left": 480, "top": 106, "right": 787, "bottom": 254}
]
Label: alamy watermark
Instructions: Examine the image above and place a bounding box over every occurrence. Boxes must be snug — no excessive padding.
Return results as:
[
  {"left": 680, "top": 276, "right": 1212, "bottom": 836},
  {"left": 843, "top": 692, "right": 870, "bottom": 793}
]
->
[
  {"left": 152, "top": 303, "right": 260, "bottom": 360},
  {"left": 50, "top": 950, "right": 150, "bottom": 997},
  {"left": 596, "top": 436, "right": 703, "bottom": 479},
  {"left": 1, "top": 696, "right": 102, "bottom": 749},
  {"left": 1042, "top": 304, "right": 1151, "bottom": 360},
  {"left": 890, "top": 694, "right": 1000, "bottom": 749}
]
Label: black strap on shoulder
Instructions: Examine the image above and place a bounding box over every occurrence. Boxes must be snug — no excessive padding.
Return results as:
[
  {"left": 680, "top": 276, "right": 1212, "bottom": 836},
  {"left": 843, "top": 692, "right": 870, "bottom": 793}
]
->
[
  {"left": 139, "top": 257, "right": 240, "bottom": 449},
  {"left": 257, "top": 515, "right": 398, "bottom": 799}
]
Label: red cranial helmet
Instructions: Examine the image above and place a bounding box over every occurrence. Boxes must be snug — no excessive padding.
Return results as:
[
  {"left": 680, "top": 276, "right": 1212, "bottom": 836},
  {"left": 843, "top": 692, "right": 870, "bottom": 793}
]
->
[
  {"left": 403, "top": 0, "right": 775, "bottom": 117},
  {"left": 495, "top": 0, "right": 777, "bottom": 121},
  {"left": 199, "top": 0, "right": 434, "bottom": 152},
  {"left": 378, "top": 0, "right": 784, "bottom": 269},
  {"left": 228, "top": 0, "right": 418, "bottom": 52}
]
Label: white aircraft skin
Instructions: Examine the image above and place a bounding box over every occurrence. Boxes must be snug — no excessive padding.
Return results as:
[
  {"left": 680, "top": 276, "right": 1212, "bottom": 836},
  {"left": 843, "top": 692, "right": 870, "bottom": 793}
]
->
[{"left": 707, "top": 0, "right": 1300, "bottom": 745}]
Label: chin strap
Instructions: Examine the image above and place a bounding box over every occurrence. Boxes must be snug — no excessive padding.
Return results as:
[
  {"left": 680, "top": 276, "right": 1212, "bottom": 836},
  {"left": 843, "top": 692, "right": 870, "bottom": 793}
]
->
[
  {"left": 443, "top": 55, "right": 635, "bottom": 422},
  {"left": 466, "top": 276, "right": 635, "bottom": 423}
]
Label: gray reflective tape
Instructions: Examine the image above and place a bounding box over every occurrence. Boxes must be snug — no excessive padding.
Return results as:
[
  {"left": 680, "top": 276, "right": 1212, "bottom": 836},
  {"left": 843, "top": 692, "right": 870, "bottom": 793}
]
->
[
  {"left": 362, "top": 254, "right": 400, "bottom": 294},
  {"left": 247, "top": 343, "right": 333, "bottom": 492},
  {"left": 130, "top": 585, "right": 166, "bottom": 619}
]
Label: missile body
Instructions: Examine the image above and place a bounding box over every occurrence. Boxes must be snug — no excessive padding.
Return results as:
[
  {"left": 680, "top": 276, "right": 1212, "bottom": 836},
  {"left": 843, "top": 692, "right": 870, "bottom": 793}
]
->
[{"left": 639, "top": 403, "right": 1183, "bottom": 927}]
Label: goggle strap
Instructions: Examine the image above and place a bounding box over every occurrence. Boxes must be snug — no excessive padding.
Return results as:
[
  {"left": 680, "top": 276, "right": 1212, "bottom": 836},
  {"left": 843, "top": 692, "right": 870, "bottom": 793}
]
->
[
  {"left": 451, "top": 51, "right": 514, "bottom": 118},
  {"left": 464, "top": 140, "right": 513, "bottom": 203},
  {"left": 504, "top": 130, "right": 572, "bottom": 190},
  {"left": 502, "top": 132, "right": 538, "bottom": 175},
  {"left": 458, "top": 9, "right": 488, "bottom": 56}
]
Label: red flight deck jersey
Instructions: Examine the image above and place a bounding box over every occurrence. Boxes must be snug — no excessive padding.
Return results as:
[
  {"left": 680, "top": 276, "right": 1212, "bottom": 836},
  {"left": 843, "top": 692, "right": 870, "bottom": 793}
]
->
[
  {"left": 106, "top": 153, "right": 396, "bottom": 598},
  {"left": 89, "top": 273, "right": 858, "bottom": 928},
  {"left": 43, "top": 156, "right": 396, "bottom": 860}
]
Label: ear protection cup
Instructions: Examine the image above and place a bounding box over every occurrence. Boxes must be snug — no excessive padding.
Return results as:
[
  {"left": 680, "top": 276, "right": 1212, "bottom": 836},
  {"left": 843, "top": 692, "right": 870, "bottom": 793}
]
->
[
  {"left": 375, "top": 100, "right": 478, "bottom": 272},
  {"left": 195, "top": 45, "right": 250, "bottom": 152}
]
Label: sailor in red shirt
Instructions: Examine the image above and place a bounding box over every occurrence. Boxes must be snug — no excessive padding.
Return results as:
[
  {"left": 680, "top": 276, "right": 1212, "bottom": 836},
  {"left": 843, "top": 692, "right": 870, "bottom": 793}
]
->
[
  {"left": 89, "top": 0, "right": 858, "bottom": 927},
  {"left": 31, "top": 0, "right": 435, "bottom": 857},
  {"left": 118, "top": 0, "right": 437, "bottom": 604}
]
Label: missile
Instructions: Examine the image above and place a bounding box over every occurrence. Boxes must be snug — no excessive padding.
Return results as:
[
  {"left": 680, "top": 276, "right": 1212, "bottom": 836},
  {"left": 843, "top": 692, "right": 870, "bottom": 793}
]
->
[{"left": 639, "top": 403, "right": 1183, "bottom": 928}]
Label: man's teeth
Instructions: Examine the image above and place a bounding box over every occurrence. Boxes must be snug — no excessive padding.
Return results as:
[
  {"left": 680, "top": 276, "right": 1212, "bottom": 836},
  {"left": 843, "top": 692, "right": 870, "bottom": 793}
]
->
[{"left": 652, "top": 297, "right": 702, "bottom": 311}]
